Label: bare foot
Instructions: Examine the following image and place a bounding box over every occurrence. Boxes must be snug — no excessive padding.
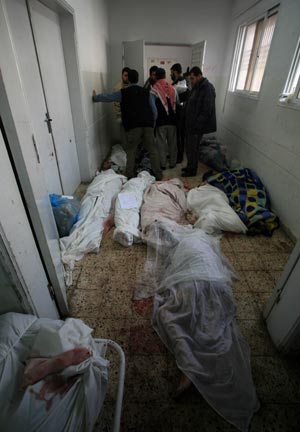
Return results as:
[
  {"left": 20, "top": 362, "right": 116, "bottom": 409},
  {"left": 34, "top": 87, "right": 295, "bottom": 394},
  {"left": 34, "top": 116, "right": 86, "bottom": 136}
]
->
[{"left": 174, "top": 373, "right": 192, "bottom": 399}]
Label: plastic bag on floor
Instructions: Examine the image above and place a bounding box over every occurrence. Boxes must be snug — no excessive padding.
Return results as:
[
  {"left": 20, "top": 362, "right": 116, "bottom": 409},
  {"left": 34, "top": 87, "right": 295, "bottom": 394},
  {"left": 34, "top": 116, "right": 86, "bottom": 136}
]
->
[
  {"left": 187, "top": 184, "right": 247, "bottom": 234},
  {"left": 113, "top": 171, "right": 155, "bottom": 247},
  {"left": 49, "top": 194, "right": 80, "bottom": 237},
  {"left": 60, "top": 169, "right": 126, "bottom": 286}
]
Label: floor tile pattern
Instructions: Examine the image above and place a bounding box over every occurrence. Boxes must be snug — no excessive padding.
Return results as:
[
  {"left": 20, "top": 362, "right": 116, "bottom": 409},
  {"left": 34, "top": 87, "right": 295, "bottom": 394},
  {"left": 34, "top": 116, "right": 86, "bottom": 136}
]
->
[{"left": 70, "top": 164, "right": 300, "bottom": 431}]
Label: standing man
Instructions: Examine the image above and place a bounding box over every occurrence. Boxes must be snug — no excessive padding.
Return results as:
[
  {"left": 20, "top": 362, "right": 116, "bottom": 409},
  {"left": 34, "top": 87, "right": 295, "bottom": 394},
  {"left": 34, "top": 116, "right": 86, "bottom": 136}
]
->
[
  {"left": 113, "top": 67, "right": 130, "bottom": 148},
  {"left": 92, "top": 69, "right": 162, "bottom": 180},
  {"left": 170, "top": 63, "right": 190, "bottom": 164},
  {"left": 151, "top": 68, "right": 177, "bottom": 170},
  {"left": 113, "top": 67, "right": 130, "bottom": 119},
  {"left": 144, "top": 65, "right": 158, "bottom": 90},
  {"left": 182, "top": 66, "right": 216, "bottom": 177}
]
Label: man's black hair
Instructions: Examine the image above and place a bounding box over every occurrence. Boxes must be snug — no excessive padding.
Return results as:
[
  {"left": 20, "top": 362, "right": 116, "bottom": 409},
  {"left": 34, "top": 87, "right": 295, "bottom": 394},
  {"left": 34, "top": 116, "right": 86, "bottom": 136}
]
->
[
  {"left": 122, "top": 67, "right": 131, "bottom": 74},
  {"left": 156, "top": 68, "right": 166, "bottom": 80},
  {"left": 190, "top": 66, "right": 202, "bottom": 76},
  {"left": 149, "top": 65, "right": 158, "bottom": 74},
  {"left": 171, "top": 63, "right": 182, "bottom": 74},
  {"left": 128, "top": 69, "right": 139, "bottom": 84}
]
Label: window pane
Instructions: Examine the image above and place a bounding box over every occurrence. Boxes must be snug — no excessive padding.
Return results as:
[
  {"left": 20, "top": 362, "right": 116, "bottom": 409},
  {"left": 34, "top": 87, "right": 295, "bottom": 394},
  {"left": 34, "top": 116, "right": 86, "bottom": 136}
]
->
[
  {"left": 290, "top": 60, "right": 300, "bottom": 94},
  {"left": 236, "top": 23, "right": 256, "bottom": 90},
  {"left": 251, "top": 13, "right": 278, "bottom": 92},
  {"left": 245, "top": 19, "right": 264, "bottom": 90}
]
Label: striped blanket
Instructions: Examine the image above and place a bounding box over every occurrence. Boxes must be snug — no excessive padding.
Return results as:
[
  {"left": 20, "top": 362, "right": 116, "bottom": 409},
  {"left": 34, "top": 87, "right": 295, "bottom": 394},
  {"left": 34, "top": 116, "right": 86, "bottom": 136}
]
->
[{"left": 207, "top": 168, "right": 280, "bottom": 236}]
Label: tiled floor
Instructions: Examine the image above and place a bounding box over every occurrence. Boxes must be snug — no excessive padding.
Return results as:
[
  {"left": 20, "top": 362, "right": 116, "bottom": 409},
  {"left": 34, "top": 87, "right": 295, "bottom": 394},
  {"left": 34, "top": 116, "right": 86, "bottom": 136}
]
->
[{"left": 70, "top": 163, "right": 300, "bottom": 432}]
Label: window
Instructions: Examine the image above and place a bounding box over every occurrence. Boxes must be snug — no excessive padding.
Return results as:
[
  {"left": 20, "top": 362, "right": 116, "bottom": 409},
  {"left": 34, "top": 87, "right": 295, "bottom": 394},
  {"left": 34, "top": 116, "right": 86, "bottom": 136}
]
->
[
  {"left": 229, "top": 7, "right": 278, "bottom": 95},
  {"left": 280, "top": 37, "right": 300, "bottom": 105}
]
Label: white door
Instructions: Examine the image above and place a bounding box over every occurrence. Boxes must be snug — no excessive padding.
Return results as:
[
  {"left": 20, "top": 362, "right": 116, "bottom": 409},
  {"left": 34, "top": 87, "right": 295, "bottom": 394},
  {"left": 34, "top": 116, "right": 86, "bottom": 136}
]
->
[
  {"left": 123, "top": 40, "right": 145, "bottom": 85},
  {"left": 0, "top": 120, "right": 59, "bottom": 319},
  {"left": 264, "top": 241, "right": 300, "bottom": 352},
  {"left": 28, "top": 0, "right": 81, "bottom": 195},
  {"left": 4, "top": 0, "right": 62, "bottom": 195},
  {"left": 191, "top": 40, "right": 206, "bottom": 71},
  {"left": 1, "top": 0, "right": 68, "bottom": 316}
]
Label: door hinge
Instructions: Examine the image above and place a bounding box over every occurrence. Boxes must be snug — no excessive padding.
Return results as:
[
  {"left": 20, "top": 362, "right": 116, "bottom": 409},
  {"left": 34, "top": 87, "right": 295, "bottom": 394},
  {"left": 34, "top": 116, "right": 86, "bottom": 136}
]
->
[
  {"left": 48, "top": 283, "right": 55, "bottom": 300},
  {"left": 32, "top": 134, "right": 40, "bottom": 163}
]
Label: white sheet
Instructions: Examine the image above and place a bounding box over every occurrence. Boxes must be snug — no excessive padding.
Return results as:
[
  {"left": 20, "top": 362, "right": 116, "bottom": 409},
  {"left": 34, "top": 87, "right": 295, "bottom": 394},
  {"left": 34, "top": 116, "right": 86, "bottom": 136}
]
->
[
  {"left": 0, "top": 312, "right": 108, "bottom": 432},
  {"left": 135, "top": 220, "right": 259, "bottom": 431},
  {"left": 187, "top": 184, "right": 247, "bottom": 234},
  {"left": 141, "top": 179, "right": 187, "bottom": 237},
  {"left": 113, "top": 171, "right": 155, "bottom": 247},
  {"left": 60, "top": 169, "right": 126, "bottom": 285}
]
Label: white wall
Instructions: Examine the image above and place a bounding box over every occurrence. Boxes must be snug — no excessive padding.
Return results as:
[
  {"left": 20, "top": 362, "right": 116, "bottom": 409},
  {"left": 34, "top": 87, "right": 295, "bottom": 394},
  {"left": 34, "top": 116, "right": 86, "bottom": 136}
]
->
[
  {"left": 144, "top": 44, "right": 192, "bottom": 83},
  {"left": 218, "top": 0, "right": 300, "bottom": 238},
  {"left": 67, "top": 0, "right": 111, "bottom": 180},
  {"left": 108, "top": 0, "right": 234, "bottom": 115}
]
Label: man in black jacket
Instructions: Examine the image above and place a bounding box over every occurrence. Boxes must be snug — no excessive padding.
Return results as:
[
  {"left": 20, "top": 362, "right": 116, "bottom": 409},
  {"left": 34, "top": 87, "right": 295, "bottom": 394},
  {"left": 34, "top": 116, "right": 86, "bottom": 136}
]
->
[
  {"left": 182, "top": 67, "right": 216, "bottom": 177},
  {"left": 170, "top": 63, "right": 190, "bottom": 163},
  {"left": 92, "top": 69, "right": 162, "bottom": 180}
]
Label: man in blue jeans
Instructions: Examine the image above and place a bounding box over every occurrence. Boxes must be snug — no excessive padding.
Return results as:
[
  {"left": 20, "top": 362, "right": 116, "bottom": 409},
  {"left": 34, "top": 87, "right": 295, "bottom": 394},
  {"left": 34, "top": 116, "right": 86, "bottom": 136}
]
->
[
  {"left": 182, "top": 66, "right": 216, "bottom": 177},
  {"left": 92, "top": 69, "right": 162, "bottom": 180}
]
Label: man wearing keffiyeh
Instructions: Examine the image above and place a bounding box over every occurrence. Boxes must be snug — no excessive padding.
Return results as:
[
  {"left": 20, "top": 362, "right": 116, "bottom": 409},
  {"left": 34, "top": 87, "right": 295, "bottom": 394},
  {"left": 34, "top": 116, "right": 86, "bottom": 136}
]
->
[{"left": 151, "top": 68, "right": 178, "bottom": 170}]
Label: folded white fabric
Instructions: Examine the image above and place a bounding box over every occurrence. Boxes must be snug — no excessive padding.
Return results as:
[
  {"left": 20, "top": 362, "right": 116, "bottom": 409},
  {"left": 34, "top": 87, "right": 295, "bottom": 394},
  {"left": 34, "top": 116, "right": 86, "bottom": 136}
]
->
[
  {"left": 113, "top": 171, "right": 155, "bottom": 247},
  {"left": 187, "top": 184, "right": 247, "bottom": 234}
]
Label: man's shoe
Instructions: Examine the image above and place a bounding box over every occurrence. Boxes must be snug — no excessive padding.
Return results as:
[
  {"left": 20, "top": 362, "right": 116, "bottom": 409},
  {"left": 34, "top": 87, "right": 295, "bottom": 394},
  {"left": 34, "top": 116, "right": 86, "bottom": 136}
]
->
[
  {"left": 161, "top": 166, "right": 166, "bottom": 171},
  {"left": 181, "top": 167, "right": 188, "bottom": 172},
  {"left": 169, "top": 165, "right": 176, "bottom": 169}
]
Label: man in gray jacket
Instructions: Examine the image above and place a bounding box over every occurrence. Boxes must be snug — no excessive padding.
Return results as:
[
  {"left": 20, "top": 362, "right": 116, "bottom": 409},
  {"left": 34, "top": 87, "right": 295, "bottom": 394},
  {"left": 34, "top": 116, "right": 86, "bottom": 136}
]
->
[{"left": 182, "top": 67, "right": 216, "bottom": 177}]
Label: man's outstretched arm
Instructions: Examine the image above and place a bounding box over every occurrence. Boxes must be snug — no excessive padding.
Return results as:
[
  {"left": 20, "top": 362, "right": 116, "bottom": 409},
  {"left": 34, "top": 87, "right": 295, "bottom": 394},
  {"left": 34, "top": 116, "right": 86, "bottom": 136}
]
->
[{"left": 92, "top": 89, "right": 122, "bottom": 103}]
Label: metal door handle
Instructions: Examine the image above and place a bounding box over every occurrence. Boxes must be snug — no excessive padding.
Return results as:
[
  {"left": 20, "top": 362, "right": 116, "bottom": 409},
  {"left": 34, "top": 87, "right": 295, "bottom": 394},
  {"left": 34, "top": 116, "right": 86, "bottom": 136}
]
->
[{"left": 45, "top": 112, "right": 53, "bottom": 133}]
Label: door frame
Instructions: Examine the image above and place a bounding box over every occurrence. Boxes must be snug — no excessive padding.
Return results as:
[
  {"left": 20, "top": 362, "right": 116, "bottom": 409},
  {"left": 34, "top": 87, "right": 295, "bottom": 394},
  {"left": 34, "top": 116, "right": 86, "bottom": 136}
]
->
[
  {"left": 142, "top": 41, "right": 207, "bottom": 83},
  {"left": 29, "top": 0, "right": 89, "bottom": 182},
  {"left": 263, "top": 240, "right": 300, "bottom": 352},
  {"left": 0, "top": 0, "right": 86, "bottom": 317},
  {"left": 0, "top": 124, "right": 58, "bottom": 317},
  {"left": 27, "top": 0, "right": 81, "bottom": 195}
]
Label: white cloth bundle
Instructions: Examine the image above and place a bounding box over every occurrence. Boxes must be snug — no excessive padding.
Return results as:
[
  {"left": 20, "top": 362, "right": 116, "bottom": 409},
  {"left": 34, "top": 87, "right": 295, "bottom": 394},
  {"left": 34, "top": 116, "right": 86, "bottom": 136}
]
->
[
  {"left": 135, "top": 220, "right": 259, "bottom": 431},
  {"left": 141, "top": 179, "right": 187, "bottom": 236},
  {"left": 187, "top": 184, "right": 247, "bottom": 234},
  {"left": 113, "top": 171, "right": 155, "bottom": 247},
  {"left": 0, "top": 313, "right": 108, "bottom": 432},
  {"left": 60, "top": 169, "right": 126, "bottom": 285}
]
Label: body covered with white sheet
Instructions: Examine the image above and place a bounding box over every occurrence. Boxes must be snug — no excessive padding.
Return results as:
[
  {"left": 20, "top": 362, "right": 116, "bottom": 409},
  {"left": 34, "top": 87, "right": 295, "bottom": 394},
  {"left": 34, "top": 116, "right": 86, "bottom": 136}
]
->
[
  {"left": 60, "top": 169, "right": 125, "bottom": 285},
  {"left": 114, "top": 171, "right": 155, "bottom": 247},
  {"left": 136, "top": 220, "right": 259, "bottom": 432},
  {"left": 141, "top": 179, "right": 187, "bottom": 236},
  {"left": 0, "top": 313, "right": 108, "bottom": 432},
  {"left": 187, "top": 184, "right": 247, "bottom": 234}
]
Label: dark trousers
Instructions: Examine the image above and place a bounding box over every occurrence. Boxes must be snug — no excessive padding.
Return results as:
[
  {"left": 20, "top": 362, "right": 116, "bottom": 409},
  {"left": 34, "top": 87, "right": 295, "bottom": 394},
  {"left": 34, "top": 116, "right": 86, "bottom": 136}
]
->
[
  {"left": 185, "top": 133, "right": 203, "bottom": 174},
  {"left": 176, "top": 124, "right": 185, "bottom": 163},
  {"left": 176, "top": 105, "right": 186, "bottom": 163},
  {"left": 125, "top": 127, "right": 162, "bottom": 180}
]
